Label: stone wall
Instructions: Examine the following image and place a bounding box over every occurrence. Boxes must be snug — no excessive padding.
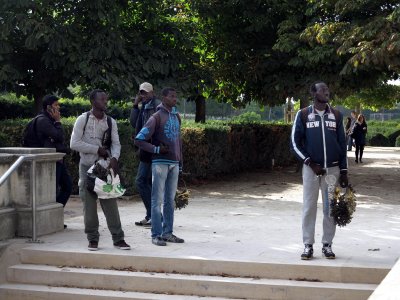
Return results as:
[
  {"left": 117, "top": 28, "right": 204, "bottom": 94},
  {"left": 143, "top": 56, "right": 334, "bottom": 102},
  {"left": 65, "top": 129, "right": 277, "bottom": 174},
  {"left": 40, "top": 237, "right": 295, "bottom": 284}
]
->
[{"left": 0, "top": 148, "right": 65, "bottom": 240}]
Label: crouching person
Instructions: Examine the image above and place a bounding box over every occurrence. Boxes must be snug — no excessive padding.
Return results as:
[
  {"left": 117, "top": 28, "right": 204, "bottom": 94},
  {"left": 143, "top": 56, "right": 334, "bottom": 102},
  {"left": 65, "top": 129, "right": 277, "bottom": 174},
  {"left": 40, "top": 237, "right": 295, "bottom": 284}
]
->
[
  {"left": 135, "top": 87, "right": 184, "bottom": 246},
  {"left": 70, "top": 89, "right": 130, "bottom": 251}
]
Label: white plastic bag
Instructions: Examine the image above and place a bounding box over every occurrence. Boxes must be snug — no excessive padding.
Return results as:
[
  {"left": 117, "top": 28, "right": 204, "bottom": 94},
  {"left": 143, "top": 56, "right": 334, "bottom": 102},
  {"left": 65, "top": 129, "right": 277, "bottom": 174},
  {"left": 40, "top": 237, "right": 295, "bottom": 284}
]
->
[
  {"left": 93, "top": 169, "right": 126, "bottom": 199},
  {"left": 87, "top": 159, "right": 126, "bottom": 199}
]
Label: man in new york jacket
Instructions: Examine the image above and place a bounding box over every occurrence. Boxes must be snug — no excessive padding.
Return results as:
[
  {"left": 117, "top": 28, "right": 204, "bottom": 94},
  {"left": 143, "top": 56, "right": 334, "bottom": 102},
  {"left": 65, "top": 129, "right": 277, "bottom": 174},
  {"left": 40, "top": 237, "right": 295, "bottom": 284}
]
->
[
  {"left": 130, "top": 82, "right": 160, "bottom": 227},
  {"left": 290, "top": 81, "right": 349, "bottom": 260}
]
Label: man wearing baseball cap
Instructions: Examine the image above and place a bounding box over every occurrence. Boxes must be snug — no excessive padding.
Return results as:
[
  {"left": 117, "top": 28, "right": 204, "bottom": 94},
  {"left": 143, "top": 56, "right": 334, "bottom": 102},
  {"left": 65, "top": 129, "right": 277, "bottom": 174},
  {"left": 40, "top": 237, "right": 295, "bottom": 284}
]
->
[{"left": 130, "top": 82, "right": 161, "bottom": 227}]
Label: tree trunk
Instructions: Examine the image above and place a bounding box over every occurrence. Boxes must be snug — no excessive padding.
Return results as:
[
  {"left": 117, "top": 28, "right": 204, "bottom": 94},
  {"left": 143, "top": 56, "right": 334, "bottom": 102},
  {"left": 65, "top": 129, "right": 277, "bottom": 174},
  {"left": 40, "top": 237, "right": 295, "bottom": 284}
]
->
[
  {"left": 33, "top": 92, "right": 45, "bottom": 115},
  {"left": 195, "top": 95, "right": 206, "bottom": 123}
]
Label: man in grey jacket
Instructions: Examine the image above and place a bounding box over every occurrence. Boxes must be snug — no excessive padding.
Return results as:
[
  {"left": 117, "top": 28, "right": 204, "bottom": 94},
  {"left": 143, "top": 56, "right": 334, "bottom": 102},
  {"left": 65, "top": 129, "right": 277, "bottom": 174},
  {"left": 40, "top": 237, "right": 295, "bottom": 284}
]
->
[{"left": 70, "top": 89, "right": 130, "bottom": 251}]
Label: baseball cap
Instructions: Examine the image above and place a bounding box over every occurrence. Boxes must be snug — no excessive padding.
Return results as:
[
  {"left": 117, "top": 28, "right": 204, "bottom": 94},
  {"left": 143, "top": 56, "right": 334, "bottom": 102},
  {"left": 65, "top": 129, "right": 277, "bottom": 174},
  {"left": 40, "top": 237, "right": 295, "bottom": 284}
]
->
[{"left": 139, "top": 82, "right": 153, "bottom": 93}]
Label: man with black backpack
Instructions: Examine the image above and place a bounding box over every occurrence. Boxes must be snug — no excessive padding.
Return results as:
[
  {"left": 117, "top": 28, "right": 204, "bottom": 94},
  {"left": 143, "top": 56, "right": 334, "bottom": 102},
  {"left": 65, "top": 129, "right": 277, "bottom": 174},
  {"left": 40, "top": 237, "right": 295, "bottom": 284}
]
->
[
  {"left": 70, "top": 89, "right": 130, "bottom": 251},
  {"left": 290, "top": 81, "right": 349, "bottom": 260},
  {"left": 23, "top": 95, "right": 72, "bottom": 218}
]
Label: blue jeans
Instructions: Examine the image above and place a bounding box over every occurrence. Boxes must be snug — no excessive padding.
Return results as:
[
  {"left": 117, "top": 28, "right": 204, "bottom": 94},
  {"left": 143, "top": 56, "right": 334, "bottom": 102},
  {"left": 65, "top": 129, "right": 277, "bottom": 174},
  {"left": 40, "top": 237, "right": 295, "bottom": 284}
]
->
[
  {"left": 135, "top": 161, "right": 152, "bottom": 220},
  {"left": 151, "top": 164, "right": 179, "bottom": 238}
]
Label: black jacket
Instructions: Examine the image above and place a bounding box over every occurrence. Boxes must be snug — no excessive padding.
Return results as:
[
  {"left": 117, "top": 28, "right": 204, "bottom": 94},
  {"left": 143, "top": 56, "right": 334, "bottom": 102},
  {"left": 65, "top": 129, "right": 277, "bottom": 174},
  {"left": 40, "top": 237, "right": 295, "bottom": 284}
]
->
[
  {"left": 290, "top": 104, "right": 348, "bottom": 171},
  {"left": 352, "top": 122, "right": 367, "bottom": 146},
  {"left": 35, "top": 111, "right": 69, "bottom": 154},
  {"left": 130, "top": 97, "right": 160, "bottom": 162}
]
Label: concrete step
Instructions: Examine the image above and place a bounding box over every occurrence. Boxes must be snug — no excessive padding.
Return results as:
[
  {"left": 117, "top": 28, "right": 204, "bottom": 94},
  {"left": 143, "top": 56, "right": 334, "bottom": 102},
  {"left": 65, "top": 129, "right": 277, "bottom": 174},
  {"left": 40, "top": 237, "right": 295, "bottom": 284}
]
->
[
  {"left": 6, "top": 264, "right": 377, "bottom": 300},
  {"left": 20, "top": 247, "right": 389, "bottom": 284},
  {"left": 0, "top": 283, "right": 233, "bottom": 300}
]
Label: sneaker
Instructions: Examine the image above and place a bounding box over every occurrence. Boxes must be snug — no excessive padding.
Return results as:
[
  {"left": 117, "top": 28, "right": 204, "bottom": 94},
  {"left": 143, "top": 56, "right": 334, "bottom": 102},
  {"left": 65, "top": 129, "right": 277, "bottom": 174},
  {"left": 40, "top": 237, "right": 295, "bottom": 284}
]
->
[
  {"left": 114, "top": 240, "right": 131, "bottom": 250},
  {"left": 88, "top": 241, "right": 98, "bottom": 251},
  {"left": 301, "top": 244, "right": 313, "bottom": 260},
  {"left": 322, "top": 244, "right": 336, "bottom": 259},
  {"left": 162, "top": 234, "right": 184, "bottom": 243},
  {"left": 135, "top": 218, "right": 151, "bottom": 227},
  {"left": 152, "top": 237, "right": 167, "bottom": 246}
]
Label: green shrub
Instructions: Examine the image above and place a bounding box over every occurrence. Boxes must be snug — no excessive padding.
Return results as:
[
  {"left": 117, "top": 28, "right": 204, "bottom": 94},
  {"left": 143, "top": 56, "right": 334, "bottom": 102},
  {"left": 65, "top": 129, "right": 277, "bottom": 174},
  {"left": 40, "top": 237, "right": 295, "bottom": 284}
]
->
[
  {"left": 0, "top": 94, "right": 131, "bottom": 120},
  {"left": 396, "top": 136, "right": 400, "bottom": 147},
  {"left": 0, "top": 118, "right": 295, "bottom": 195},
  {"left": 388, "top": 130, "right": 400, "bottom": 146},
  {"left": 369, "top": 134, "right": 390, "bottom": 146}
]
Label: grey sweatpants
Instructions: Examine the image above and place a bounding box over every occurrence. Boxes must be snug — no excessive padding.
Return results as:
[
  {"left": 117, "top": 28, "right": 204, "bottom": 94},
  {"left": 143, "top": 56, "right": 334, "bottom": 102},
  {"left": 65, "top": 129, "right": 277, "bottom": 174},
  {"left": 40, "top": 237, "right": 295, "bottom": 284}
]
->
[
  {"left": 302, "top": 165, "right": 339, "bottom": 245},
  {"left": 79, "top": 164, "right": 125, "bottom": 243}
]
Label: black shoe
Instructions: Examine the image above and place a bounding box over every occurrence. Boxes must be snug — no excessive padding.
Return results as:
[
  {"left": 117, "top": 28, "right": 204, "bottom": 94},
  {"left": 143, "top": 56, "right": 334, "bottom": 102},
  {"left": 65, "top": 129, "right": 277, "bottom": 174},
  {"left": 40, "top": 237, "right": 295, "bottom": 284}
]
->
[
  {"left": 162, "top": 234, "right": 184, "bottom": 243},
  {"left": 114, "top": 240, "right": 131, "bottom": 250},
  {"left": 355, "top": 159, "right": 358, "bottom": 163},
  {"left": 88, "top": 241, "right": 98, "bottom": 251},
  {"left": 135, "top": 218, "right": 151, "bottom": 227},
  {"left": 64, "top": 224, "right": 67, "bottom": 229},
  {"left": 322, "top": 244, "right": 336, "bottom": 259},
  {"left": 301, "top": 244, "right": 313, "bottom": 260},
  {"left": 152, "top": 237, "right": 167, "bottom": 246}
]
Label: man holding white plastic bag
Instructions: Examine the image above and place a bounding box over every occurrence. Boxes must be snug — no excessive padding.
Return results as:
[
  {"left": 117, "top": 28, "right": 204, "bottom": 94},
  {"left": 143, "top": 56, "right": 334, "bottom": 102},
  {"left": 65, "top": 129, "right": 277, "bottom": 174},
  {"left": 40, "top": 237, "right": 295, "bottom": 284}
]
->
[{"left": 70, "top": 89, "right": 130, "bottom": 251}]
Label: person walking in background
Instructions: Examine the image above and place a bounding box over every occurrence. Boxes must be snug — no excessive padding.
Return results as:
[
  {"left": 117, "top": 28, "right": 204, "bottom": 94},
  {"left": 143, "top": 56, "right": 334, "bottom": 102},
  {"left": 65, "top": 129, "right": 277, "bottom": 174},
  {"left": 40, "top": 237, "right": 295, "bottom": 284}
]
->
[
  {"left": 135, "top": 87, "right": 184, "bottom": 246},
  {"left": 290, "top": 81, "right": 348, "bottom": 260},
  {"left": 352, "top": 114, "right": 368, "bottom": 163},
  {"left": 347, "top": 111, "right": 357, "bottom": 151},
  {"left": 130, "top": 82, "right": 160, "bottom": 227},
  {"left": 70, "top": 89, "right": 130, "bottom": 251},
  {"left": 345, "top": 116, "right": 352, "bottom": 151}
]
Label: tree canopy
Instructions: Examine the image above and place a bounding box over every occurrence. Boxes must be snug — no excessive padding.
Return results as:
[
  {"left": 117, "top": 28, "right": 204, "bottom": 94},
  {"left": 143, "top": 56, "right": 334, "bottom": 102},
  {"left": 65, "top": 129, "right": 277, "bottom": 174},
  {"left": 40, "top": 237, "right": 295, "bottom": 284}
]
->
[{"left": 1, "top": 0, "right": 399, "bottom": 113}]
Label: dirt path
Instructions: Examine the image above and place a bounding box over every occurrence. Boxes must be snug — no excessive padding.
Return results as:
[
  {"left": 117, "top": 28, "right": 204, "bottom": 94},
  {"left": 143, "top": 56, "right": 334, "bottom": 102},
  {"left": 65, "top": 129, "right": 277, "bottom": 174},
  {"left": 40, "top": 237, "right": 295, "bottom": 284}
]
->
[
  {"left": 188, "top": 146, "right": 400, "bottom": 206},
  {"left": 65, "top": 146, "right": 400, "bottom": 219}
]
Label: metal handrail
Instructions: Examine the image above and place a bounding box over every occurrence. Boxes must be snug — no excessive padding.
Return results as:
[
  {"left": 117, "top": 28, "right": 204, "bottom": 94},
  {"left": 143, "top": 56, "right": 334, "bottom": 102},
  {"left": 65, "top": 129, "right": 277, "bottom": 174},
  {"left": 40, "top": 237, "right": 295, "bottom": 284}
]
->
[
  {"left": 0, "top": 154, "right": 41, "bottom": 243},
  {"left": 0, "top": 155, "right": 27, "bottom": 186}
]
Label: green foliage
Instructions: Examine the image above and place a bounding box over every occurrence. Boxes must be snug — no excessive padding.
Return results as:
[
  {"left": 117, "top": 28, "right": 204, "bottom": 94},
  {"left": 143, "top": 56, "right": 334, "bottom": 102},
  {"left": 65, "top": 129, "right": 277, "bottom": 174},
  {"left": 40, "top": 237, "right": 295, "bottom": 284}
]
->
[
  {"left": 396, "top": 135, "right": 400, "bottom": 147},
  {"left": 0, "top": 93, "right": 131, "bottom": 120},
  {"left": 336, "top": 84, "right": 400, "bottom": 111},
  {"left": 231, "top": 112, "right": 262, "bottom": 123},
  {"left": 0, "top": 0, "right": 199, "bottom": 111},
  {"left": 369, "top": 133, "right": 391, "bottom": 147}
]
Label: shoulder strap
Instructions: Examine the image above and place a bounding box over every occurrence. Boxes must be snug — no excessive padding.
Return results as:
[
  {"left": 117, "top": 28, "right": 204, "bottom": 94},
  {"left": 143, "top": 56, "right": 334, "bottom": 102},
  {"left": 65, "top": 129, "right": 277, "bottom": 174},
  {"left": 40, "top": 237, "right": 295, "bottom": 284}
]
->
[
  {"left": 300, "top": 107, "right": 309, "bottom": 127},
  {"left": 82, "top": 111, "right": 91, "bottom": 137},
  {"left": 32, "top": 114, "right": 46, "bottom": 142}
]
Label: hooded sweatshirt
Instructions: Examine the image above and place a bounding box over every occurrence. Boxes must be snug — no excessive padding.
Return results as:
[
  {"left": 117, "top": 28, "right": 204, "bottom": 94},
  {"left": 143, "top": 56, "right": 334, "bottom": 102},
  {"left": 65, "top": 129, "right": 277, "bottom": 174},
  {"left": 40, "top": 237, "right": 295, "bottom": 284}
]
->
[{"left": 134, "top": 103, "right": 182, "bottom": 166}]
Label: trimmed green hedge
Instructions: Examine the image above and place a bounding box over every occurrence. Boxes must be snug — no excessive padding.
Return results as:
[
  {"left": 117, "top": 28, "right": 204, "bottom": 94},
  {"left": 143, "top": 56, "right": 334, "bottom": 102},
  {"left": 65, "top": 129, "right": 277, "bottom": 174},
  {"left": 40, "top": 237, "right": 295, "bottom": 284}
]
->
[
  {"left": 0, "top": 118, "right": 295, "bottom": 195},
  {"left": 0, "top": 94, "right": 131, "bottom": 120}
]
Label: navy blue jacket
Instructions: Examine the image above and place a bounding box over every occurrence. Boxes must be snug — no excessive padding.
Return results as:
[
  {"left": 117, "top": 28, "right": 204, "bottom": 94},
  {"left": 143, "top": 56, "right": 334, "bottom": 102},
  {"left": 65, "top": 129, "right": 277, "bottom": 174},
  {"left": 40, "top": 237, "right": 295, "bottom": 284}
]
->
[
  {"left": 290, "top": 105, "right": 348, "bottom": 171},
  {"left": 130, "top": 97, "right": 161, "bottom": 162}
]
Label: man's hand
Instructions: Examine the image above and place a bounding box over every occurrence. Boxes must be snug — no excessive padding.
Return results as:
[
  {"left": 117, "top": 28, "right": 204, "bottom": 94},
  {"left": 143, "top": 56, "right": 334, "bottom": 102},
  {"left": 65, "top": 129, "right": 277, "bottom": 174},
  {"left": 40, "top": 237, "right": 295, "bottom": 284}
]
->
[
  {"left": 109, "top": 157, "right": 119, "bottom": 175},
  {"left": 304, "top": 158, "right": 326, "bottom": 176},
  {"left": 97, "top": 147, "right": 109, "bottom": 159},
  {"left": 49, "top": 107, "right": 61, "bottom": 122},
  {"left": 133, "top": 94, "right": 142, "bottom": 106},
  {"left": 339, "top": 171, "right": 349, "bottom": 188},
  {"left": 159, "top": 143, "right": 169, "bottom": 154}
]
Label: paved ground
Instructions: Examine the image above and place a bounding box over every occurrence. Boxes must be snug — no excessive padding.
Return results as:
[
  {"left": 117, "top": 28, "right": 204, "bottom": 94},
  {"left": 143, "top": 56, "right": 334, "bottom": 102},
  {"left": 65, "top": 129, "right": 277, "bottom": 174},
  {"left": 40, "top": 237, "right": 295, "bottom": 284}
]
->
[{"left": 1, "top": 147, "right": 400, "bottom": 274}]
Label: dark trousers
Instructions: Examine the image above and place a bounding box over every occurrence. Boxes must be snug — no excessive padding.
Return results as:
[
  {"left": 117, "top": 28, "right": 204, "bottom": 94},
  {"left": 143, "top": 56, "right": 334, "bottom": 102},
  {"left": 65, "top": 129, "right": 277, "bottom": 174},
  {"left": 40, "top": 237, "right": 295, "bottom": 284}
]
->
[
  {"left": 56, "top": 161, "right": 72, "bottom": 207},
  {"left": 135, "top": 161, "right": 152, "bottom": 220},
  {"left": 355, "top": 144, "right": 365, "bottom": 161}
]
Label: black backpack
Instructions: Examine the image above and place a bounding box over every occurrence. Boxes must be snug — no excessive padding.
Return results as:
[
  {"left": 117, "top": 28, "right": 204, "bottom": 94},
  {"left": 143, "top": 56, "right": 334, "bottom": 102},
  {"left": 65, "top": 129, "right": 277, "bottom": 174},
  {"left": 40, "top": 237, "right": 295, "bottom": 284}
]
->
[{"left": 22, "top": 115, "right": 45, "bottom": 147}]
